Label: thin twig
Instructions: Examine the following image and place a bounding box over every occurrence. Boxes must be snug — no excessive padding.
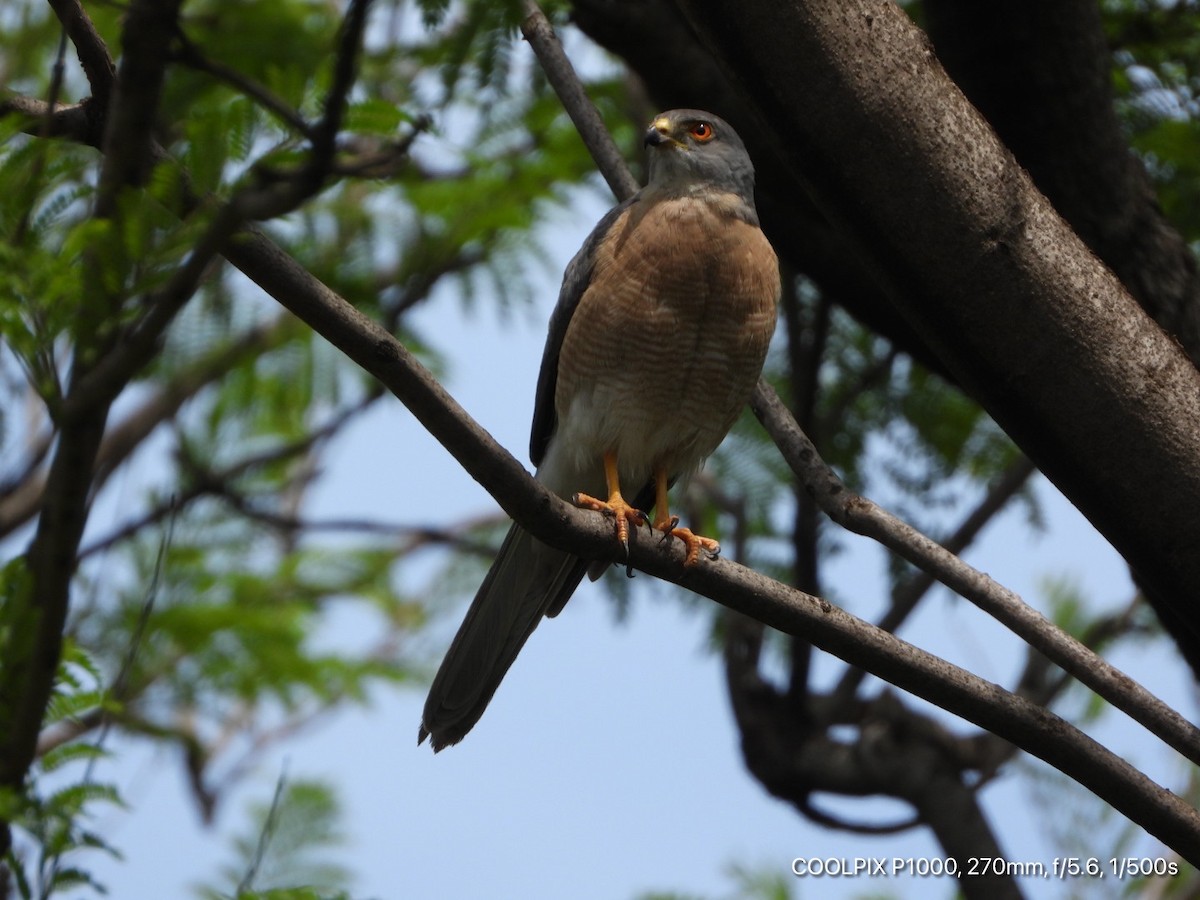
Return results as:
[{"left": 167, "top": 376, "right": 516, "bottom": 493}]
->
[
  {"left": 237, "top": 764, "right": 289, "bottom": 895},
  {"left": 171, "top": 28, "right": 316, "bottom": 139}
]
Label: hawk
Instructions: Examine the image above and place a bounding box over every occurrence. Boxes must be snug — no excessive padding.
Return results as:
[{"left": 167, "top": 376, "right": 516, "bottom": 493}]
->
[{"left": 420, "top": 109, "right": 780, "bottom": 750}]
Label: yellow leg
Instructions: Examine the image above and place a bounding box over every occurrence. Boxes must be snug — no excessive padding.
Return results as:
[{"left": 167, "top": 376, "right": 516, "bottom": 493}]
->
[
  {"left": 573, "top": 452, "right": 646, "bottom": 554},
  {"left": 651, "top": 466, "right": 720, "bottom": 566}
]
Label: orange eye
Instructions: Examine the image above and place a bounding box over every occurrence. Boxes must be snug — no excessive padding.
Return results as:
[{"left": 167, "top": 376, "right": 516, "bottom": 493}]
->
[{"left": 689, "top": 122, "right": 715, "bottom": 142}]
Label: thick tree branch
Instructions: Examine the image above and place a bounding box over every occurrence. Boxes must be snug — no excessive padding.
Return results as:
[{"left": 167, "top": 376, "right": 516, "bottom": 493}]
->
[
  {"left": 93, "top": 0, "right": 182, "bottom": 213},
  {"left": 0, "top": 95, "right": 95, "bottom": 144},
  {"left": 673, "top": 0, "right": 1200, "bottom": 675},
  {"left": 924, "top": 0, "right": 1200, "bottom": 364},
  {"left": 0, "top": 3, "right": 185, "bottom": 864}
]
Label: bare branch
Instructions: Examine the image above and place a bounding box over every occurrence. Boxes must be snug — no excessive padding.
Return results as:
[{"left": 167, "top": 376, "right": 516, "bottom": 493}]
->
[
  {"left": 751, "top": 380, "right": 1200, "bottom": 768},
  {"left": 46, "top": 0, "right": 116, "bottom": 109},
  {"left": 94, "top": 0, "right": 184, "bottom": 212},
  {"left": 519, "top": 2, "right": 640, "bottom": 202},
  {"left": 832, "top": 454, "right": 1037, "bottom": 704},
  {"left": 216, "top": 218, "right": 1200, "bottom": 860},
  {"left": 0, "top": 95, "right": 95, "bottom": 144},
  {"left": 170, "top": 29, "right": 316, "bottom": 140}
]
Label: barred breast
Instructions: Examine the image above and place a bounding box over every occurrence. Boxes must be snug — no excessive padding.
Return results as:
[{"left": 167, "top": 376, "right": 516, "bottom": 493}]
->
[{"left": 553, "top": 192, "right": 780, "bottom": 494}]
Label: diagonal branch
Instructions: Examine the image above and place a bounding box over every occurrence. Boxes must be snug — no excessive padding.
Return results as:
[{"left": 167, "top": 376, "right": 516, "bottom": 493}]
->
[
  {"left": 170, "top": 29, "right": 315, "bottom": 140},
  {"left": 46, "top": 0, "right": 115, "bottom": 111},
  {"left": 218, "top": 219, "right": 1200, "bottom": 862},
  {"left": 519, "top": 1, "right": 640, "bottom": 202},
  {"left": 751, "top": 380, "right": 1200, "bottom": 768},
  {"left": 832, "top": 454, "right": 1037, "bottom": 705}
]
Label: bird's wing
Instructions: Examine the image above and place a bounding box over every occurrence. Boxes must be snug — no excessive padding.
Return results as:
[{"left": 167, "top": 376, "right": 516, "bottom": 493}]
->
[{"left": 529, "top": 193, "right": 642, "bottom": 467}]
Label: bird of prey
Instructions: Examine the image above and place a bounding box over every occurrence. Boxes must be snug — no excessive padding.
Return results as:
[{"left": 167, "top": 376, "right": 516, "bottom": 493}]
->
[{"left": 419, "top": 109, "right": 780, "bottom": 751}]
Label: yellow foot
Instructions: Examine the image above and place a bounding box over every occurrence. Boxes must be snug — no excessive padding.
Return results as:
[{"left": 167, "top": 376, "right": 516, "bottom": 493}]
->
[
  {"left": 654, "top": 515, "right": 721, "bottom": 566},
  {"left": 573, "top": 492, "right": 647, "bottom": 555}
]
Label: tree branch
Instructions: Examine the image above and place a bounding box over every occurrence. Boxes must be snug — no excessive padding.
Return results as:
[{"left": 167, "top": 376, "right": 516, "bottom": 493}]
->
[
  {"left": 832, "top": 454, "right": 1036, "bottom": 704},
  {"left": 924, "top": 0, "right": 1200, "bottom": 364},
  {"left": 519, "top": 1, "right": 640, "bottom": 202},
  {"left": 46, "top": 0, "right": 115, "bottom": 113},
  {"left": 0, "top": 95, "right": 95, "bottom": 144},
  {"left": 0, "top": 0, "right": 184, "bottom": 858},
  {"left": 751, "top": 380, "right": 1200, "bottom": 767},
  {"left": 215, "top": 219, "right": 1200, "bottom": 862}
]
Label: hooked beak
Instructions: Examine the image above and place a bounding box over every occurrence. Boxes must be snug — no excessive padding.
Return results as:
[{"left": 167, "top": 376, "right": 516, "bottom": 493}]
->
[{"left": 644, "top": 117, "right": 679, "bottom": 149}]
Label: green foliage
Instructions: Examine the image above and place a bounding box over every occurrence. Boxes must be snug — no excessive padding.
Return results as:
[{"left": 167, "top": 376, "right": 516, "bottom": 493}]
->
[
  {"left": 3, "top": 643, "right": 123, "bottom": 900},
  {"left": 194, "top": 776, "right": 352, "bottom": 900},
  {"left": 1106, "top": 0, "right": 1200, "bottom": 241}
]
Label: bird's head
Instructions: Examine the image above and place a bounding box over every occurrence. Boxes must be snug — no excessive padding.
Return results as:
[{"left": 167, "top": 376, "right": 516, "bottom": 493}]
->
[{"left": 643, "top": 109, "right": 755, "bottom": 202}]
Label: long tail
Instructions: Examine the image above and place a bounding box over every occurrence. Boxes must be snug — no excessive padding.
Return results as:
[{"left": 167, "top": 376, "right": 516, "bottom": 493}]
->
[{"left": 419, "top": 524, "right": 588, "bottom": 751}]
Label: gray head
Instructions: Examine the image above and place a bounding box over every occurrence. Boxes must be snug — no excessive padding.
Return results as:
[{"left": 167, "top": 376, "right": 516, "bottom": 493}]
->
[{"left": 643, "top": 109, "right": 756, "bottom": 202}]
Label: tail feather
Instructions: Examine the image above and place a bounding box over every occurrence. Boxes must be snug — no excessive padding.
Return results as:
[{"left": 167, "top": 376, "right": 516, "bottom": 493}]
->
[{"left": 419, "top": 523, "right": 587, "bottom": 751}]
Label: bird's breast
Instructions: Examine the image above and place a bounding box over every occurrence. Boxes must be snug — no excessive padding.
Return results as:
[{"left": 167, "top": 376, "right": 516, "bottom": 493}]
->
[{"left": 554, "top": 195, "right": 780, "bottom": 487}]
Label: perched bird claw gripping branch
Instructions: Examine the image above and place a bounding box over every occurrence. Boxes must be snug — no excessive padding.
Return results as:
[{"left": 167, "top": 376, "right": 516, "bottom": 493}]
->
[{"left": 419, "top": 110, "right": 780, "bottom": 751}]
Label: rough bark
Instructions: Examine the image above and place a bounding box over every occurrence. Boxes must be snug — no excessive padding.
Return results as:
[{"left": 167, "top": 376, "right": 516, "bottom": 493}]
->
[
  {"left": 642, "top": 0, "right": 1200, "bottom": 675},
  {"left": 924, "top": 0, "right": 1200, "bottom": 361}
]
